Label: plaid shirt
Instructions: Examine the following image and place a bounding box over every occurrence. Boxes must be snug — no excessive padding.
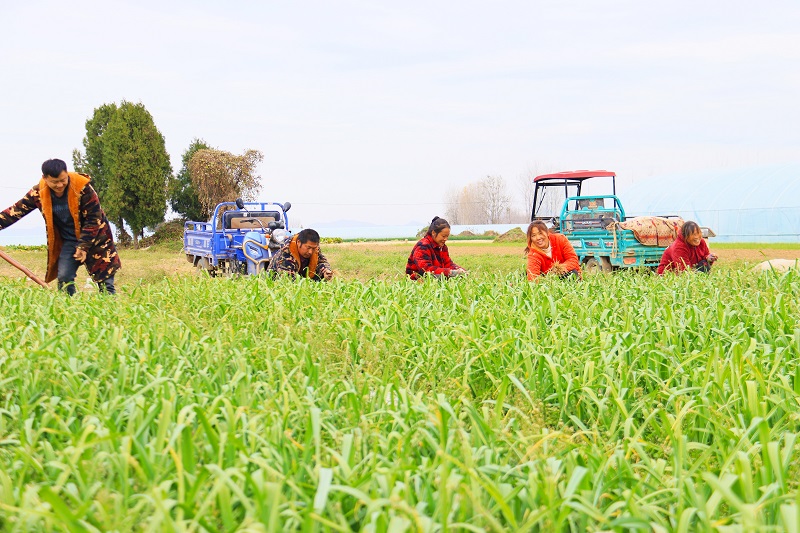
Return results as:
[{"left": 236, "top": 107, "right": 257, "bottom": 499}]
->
[{"left": 405, "top": 234, "right": 461, "bottom": 280}]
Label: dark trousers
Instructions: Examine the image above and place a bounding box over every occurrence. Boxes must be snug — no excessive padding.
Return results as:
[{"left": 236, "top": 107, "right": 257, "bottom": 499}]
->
[{"left": 57, "top": 240, "right": 116, "bottom": 295}]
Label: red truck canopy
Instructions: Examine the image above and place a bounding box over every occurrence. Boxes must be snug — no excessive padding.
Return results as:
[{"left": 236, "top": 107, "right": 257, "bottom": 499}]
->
[{"left": 534, "top": 170, "right": 616, "bottom": 182}]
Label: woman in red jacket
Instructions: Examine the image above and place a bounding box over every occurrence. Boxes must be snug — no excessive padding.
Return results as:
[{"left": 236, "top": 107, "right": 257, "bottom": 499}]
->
[
  {"left": 526, "top": 221, "right": 581, "bottom": 280},
  {"left": 406, "top": 216, "right": 468, "bottom": 280},
  {"left": 657, "top": 221, "right": 717, "bottom": 274}
]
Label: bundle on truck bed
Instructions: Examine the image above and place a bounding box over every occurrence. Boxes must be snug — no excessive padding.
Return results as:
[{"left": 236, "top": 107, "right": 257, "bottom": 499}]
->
[{"left": 616, "top": 216, "right": 684, "bottom": 247}]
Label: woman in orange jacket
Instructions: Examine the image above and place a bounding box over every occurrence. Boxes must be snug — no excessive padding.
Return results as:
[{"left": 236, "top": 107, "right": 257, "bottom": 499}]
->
[{"left": 525, "top": 221, "right": 581, "bottom": 280}]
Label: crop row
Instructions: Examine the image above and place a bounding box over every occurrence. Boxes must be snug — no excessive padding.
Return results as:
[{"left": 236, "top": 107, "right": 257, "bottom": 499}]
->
[{"left": 0, "top": 268, "right": 799, "bottom": 531}]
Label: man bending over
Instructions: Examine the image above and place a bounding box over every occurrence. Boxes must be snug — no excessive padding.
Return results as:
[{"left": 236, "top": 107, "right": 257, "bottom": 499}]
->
[{"left": 267, "top": 228, "right": 333, "bottom": 281}]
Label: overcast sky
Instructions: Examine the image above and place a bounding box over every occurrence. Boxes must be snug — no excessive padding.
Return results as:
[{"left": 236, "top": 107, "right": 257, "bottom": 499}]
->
[{"left": 1, "top": 0, "right": 798, "bottom": 240}]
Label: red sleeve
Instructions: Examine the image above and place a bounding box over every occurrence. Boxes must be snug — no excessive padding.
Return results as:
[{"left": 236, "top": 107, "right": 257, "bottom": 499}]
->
[
  {"left": 697, "top": 239, "right": 710, "bottom": 258},
  {"left": 658, "top": 240, "right": 690, "bottom": 274},
  {"left": 556, "top": 235, "right": 580, "bottom": 272},
  {"left": 527, "top": 251, "right": 543, "bottom": 280},
  {"left": 440, "top": 245, "right": 460, "bottom": 272},
  {"left": 656, "top": 247, "right": 671, "bottom": 274}
]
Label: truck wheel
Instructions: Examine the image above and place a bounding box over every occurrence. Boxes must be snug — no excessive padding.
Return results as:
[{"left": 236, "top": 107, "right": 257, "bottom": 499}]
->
[
  {"left": 584, "top": 257, "right": 612, "bottom": 274},
  {"left": 196, "top": 257, "right": 216, "bottom": 277}
]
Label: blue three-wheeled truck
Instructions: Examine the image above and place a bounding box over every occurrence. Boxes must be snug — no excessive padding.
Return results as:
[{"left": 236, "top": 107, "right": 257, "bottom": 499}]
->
[{"left": 184, "top": 199, "right": 293, "bottom": 276}]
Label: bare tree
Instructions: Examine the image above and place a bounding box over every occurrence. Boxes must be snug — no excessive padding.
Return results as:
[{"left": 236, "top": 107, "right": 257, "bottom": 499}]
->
[
  {"left": 518, "top": 168, "right": 538, "bottom": 218},
  {"left": 188, "top": 148, "right": 263, "bottom": 218},
  {"left": 443, "top": 177, "right": 512, "bottom": 224},
  {"left": 444, "top": 183, "right": 483, "bottom": 224},
  {"left": 460, "top": 183, "right": 484, "bottom": 224},
  {"left": 480, "top": 175, "right": 511, "bottom": 224},
  {"left": 444, "top": 186, "right": 462, "bottom": 225},
  {"left": 519, "top": 164, "right": 568, "bottom": 221}
]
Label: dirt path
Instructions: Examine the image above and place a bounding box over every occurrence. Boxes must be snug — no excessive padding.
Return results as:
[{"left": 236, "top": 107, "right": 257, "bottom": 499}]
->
[
  {"left": 1, "top": 244, "right": 797, "bottom": 286},
  {"left": 329, "top": 240, "right": 800, "bottom": 263},
  {"left": 714, "top": 248, "right": 800, "bottom": 263}
]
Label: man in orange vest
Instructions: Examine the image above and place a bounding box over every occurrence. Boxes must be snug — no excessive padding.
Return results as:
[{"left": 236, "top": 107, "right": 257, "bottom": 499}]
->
[
  {"left": 0, "top": 159, "right": 121, "bottom": 294},
  {"left": 266, "top": 228, "right": 333, "bottom": 280}
]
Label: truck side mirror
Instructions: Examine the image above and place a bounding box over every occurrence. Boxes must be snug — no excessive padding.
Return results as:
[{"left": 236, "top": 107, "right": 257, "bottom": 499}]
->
[
  {"left": 283, "top": 202, "right": 292, "bottom": 212},
  {"left": 235, "top": 198, "right": 245, "bottom": 209}
]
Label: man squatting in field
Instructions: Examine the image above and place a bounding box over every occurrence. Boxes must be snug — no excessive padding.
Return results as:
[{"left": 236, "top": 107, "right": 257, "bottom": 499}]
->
[
  {"left": 0, "top": 159, "right": 121, "bottom": 295},
  {"left": 267, "top": 228, "right": 333, "bottom": 281}
]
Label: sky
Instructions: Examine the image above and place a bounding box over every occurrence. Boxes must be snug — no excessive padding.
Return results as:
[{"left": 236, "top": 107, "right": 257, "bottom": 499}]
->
[{"left": 1, "top": 0, "right": 799, "bottom": 242}]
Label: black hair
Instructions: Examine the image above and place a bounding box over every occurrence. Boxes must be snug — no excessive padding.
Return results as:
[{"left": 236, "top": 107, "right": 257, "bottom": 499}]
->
[
  {"left": 296, "top": 228, "right": 321, "bottom": 244},
  {"left": 426, "top": 216, "right": 450, "bottom": 236},
  {"left": 681, "top": 221, "right": 701, "bottom": 240},
  {"left": 41, "top": 159, "right": 68, "bottom": 178},
  {"left": 525, "top": 220, "right": 550, "bottom": 253}
]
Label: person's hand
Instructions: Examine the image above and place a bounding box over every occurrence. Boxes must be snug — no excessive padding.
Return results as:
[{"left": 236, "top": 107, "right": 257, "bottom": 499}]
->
[
  {"left": 550, "top": 262, "right": 567, "bottom": 276},
  {"left": 73, "top": 248, "right": 87, "bottom": 262},
  {"left": 707, "top": 253, "right": 718, "bottom": 264},
  {"left": 450, "top": 268, "right": 467, "bottom": 277},
  {"left": 322, "top": 268, "right": 333, "bottom": 281}
]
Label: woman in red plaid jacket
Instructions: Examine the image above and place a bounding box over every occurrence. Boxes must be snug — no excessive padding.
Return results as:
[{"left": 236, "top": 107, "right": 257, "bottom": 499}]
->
[{"left": 405, "top": 216, "right": 468, "bottom": 280}]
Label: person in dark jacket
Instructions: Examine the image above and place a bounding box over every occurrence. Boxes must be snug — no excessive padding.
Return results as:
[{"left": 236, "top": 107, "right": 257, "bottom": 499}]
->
[
  {"left": 405, "top": 216, "right": 467, "bottom": 280},
  {"left": 267, "top": 228, "right": 333, "bottom": 280},
  {"left": 0, "top": 159, "right": 121, "bottom": 294},
  {"left": 657, "top": 220, "right": 717, "bottom": 274}
]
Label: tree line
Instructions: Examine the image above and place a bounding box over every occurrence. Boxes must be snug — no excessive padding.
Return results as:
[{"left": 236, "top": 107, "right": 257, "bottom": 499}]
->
[
  {"left": 443, "top": 174, "right": 537, "bottom": 225},
  {"left": 72, "top": 101, "right": 262, "bottom": 247}
]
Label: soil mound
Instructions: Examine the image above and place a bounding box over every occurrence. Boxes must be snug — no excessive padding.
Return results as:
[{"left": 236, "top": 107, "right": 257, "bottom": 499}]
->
[{"left": 495, "top": 227, "right": 526, "bottom": 242}]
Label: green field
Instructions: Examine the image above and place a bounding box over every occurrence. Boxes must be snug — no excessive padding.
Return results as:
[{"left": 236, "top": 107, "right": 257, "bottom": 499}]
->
[{"left": 1, "top": 249, "right": 799, "bottom": 531}]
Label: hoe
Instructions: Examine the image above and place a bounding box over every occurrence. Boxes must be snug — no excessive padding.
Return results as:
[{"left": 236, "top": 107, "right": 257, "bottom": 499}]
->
[{"left": 0, "top": 248, "right": 48, "bottom": 288}]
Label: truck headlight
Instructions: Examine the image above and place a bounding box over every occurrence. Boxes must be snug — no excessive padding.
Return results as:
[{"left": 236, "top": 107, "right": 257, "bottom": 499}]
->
[{"left": 270, "top": 229, "right": 288, "bottom": 246}]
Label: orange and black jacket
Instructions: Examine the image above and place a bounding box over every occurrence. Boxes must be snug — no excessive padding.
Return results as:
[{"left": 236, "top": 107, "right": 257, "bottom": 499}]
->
[
  {"left": 266, "top": 235, "right": 331, "bottom": 280},
  {"left": 0, "top": 173, "right": 121, "bottom": 283}
]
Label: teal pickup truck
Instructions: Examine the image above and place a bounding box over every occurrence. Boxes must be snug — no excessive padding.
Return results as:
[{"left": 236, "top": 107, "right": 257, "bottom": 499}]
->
[{"left": 531, "top": 170, "right": 686, "bottom": 272}]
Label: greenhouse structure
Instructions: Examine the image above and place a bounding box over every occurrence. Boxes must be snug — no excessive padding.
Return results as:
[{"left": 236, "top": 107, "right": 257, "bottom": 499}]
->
[{"left": 622, "top": 164, "right": 800, "bottom": 243}]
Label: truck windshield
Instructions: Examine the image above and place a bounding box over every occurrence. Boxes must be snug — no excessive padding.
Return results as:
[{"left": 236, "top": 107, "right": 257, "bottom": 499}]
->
[{"left": 534, "top": 184, "right": 578, "bottom": 219}]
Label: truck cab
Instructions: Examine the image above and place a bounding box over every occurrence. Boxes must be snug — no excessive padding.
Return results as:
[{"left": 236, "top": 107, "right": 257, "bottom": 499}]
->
[{"left": 531, "top": 170, "right": 677, "bottom": 272}]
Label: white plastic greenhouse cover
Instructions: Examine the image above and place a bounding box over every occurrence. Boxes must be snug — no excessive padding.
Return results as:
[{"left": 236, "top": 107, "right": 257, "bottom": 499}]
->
[{"left": 621, "top": 164, "right": 800, "bottom": 243}]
